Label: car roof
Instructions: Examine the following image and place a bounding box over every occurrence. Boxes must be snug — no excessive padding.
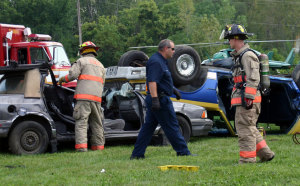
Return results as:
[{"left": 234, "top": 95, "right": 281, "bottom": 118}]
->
[{"left": 0, "top": 63, "right": 50, "bottom": 75}]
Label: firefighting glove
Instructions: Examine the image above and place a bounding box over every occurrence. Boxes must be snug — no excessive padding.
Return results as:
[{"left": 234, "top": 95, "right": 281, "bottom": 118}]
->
[
  {"left": 151, "top": 97, "right": 160, "bottom": 111},
  {"left": 244, "top": 98, "right": 253, "bottom": 110},
  {"left": 173, "top": 88, "right": 181, "bottom": 100},
  {"left": 58, "top": 77, "right": 65, "bottom": 86}
]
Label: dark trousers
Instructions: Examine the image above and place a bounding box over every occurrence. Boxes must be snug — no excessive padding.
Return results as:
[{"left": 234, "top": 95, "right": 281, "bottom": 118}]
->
[{"left": 131, "top": 95, "right": 190, "bottom": 157}]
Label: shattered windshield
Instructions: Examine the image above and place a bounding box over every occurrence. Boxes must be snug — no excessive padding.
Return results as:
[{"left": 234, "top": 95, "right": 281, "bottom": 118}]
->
[{"left": 49, "top": 46, "right": 71, "bottom": 66}]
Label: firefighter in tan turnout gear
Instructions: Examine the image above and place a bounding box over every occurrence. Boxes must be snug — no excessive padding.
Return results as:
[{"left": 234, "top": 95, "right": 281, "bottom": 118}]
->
[
  {"left": 59, "top": 41, "right": 106, "bottom": 152},
  {"left": 220, "top": 24, "right": 275, "bottom": 163}
]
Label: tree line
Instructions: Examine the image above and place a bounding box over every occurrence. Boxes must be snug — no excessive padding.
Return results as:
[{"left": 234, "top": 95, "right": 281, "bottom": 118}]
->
[{"left": 1, "top": 0, "right": 299, "bottom": 67}]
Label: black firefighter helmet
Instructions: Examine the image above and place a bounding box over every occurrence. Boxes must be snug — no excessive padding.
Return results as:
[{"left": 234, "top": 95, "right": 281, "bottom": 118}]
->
[{"left": 219, "top": 24, "right": 252, "bottom": 40}]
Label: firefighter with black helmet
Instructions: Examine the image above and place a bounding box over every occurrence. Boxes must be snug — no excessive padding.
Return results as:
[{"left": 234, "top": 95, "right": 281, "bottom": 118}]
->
[
  {"left": 220, "top": 24, "right": 275, "bottom": 163},
  {"left": 59, "top": 41, "right": 106, "bottom": 152}
]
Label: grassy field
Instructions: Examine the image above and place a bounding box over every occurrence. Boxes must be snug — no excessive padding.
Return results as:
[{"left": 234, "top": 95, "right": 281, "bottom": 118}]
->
[{"left": 0, "top": 135, "right": 299, "bottom": 185}]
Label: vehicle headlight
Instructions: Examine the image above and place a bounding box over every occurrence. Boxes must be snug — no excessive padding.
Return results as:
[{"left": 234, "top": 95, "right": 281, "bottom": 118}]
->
[
  {"left": 134, "top": 84, "right": 141, "bottom": 91},
  {"left": 134, "top": 83, "right": 146, "bottom": 91},
  {"left": 141, "top": 83, "right": 146, "bottom": 91}
]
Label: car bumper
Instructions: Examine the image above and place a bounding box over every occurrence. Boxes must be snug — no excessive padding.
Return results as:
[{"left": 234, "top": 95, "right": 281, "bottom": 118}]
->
[
  {"left": 0, "top": 121, "right": 13, "bottom": 138},
  {"left": 0, "top": 127, "right": 9, "bottom": 138},
  {"left": 190, "top": 118, "right": 213, "bottom": 136}
]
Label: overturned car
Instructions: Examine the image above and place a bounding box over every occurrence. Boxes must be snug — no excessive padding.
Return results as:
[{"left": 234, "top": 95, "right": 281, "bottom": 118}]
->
[
  {"left": 0, "top": 63, "right": 212, "bottom": 155},
  {"left": 117, "top": 46, "right": 300, "bottom": 135}
]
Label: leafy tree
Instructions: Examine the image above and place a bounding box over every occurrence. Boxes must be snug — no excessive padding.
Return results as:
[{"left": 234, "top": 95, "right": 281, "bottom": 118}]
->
[
  {"left": 232, "top": 0, "right": 300, "bottom": 57},
  {"left": 117, "top": 0, "right": 165, "bottom": 55},
  {"left": 177, "top": 0, "right": 195, "bottom": 38},
  {"left": 159, "top": 0, "right": 184, "bottom": 39},
  {"left": 2, "top": 0, "right": 299, "bottom": 65},
  {"left": 82, "top": 16, "right": 123, "bottom": 66},
  {"left": 0, "top": 0, "right": 22, "bottom": 23},
  {"left": 189, "top": 14, "right": 223, "bottom": 60},
  {"left": 79, "top": 0, "right": 139, "bottom": 23},
  {"left": 0, "top": 0, "right": 77, "bottom": 59}
]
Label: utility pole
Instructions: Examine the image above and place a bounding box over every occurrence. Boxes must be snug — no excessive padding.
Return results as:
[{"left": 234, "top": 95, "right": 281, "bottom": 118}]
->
[{"left": 77, "top": 0, "right": 82, "bottom": 45}]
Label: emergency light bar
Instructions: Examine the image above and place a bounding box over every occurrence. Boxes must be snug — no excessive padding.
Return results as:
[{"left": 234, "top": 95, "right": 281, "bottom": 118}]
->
[{"left": 28, "top": 34, "right": 52, "bottom": 41}]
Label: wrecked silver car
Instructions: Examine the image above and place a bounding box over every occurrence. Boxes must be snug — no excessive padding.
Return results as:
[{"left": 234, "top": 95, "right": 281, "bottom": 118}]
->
[{"left": 0, "top": 64, "right": 212, "bottom": 155}]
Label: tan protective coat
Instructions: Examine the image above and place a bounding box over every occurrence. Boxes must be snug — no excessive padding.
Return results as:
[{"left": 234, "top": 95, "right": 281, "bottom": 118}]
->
[
  {"left": 65, "top": 54, "right": 106, "bottom": 103},
  {"left": 231, "top": 45, "right": 274, "bottom": 163},
  {"left": 231, "top": 44, "right": 261, "bottom": 106},
  {"left": 65, "top": 54, "right": 106, "bottom": 149}
]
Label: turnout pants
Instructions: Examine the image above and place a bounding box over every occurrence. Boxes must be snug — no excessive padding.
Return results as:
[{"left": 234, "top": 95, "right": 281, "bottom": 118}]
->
[
  {"left": 235, "top": 104, "right": 274, "bottom": 163},
  {"left": 73, "top": 100, "right": 105, "bottom": 150},
  {"left": 131, "top": 95, "right": 190, "bottom": 157}
]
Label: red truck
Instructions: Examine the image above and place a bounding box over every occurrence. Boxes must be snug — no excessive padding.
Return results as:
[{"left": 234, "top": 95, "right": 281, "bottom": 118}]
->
[{"left": 0, "top": 23, "right": 75, "bottom": 87}]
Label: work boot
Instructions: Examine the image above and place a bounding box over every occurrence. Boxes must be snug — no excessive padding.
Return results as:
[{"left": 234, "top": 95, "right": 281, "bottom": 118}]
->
[
  {"left": 239, "top": 160, "right": 256, "bottom": 164},
  {"left": 259, "top": 154, "right": 275, "bottom": 163},
  {"left": 76, "top": 148, "right": 88, "bottom": 152},
  {"left": 239, "top": 157, "right": 256, "bottom": 164},
  {"left": 257, "top": 149, "right": 275, "bottom": 163},
  {"left": 177, "top": 152, "right": 198, "bottom": 156}
]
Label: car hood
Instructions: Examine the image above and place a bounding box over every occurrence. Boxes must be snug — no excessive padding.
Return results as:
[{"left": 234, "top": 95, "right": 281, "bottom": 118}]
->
[{"left": 173, "top": 101, "right": 205, "bottom": 118}]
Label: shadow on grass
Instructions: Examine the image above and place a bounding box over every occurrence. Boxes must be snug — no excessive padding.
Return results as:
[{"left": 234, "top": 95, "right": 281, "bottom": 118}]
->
[
  {"left": 189, "top": 136, "right": 236, "bottom": 144},
  {"left": 0, "top": 138, "right": 9, "bottom": 154}
]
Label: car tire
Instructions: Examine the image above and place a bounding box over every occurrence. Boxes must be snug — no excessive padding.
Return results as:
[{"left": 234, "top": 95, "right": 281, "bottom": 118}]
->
[
  {"left": 160, "top": 115, "right": 191, "bottom": 146},
  {"left": 8, "top": 121, "right": 49, "bottom": 155},
  {"left": 118, "top": 50, "right": 149, "bottom": 67},
  {"left": 292, "top": 64, "right": 300, "bottom": 89},
  {"left": 168, "top": 46, "right": 201, "bottom": 86}
]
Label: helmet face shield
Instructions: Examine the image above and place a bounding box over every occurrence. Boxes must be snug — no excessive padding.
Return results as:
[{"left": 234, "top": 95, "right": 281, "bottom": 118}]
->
[{"left": 219, "top": 29, "right": 226, "bottom": 40}]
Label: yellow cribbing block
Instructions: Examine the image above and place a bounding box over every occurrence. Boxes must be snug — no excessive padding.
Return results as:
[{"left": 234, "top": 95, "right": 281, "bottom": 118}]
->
[{"left": 157, "top": 165, "right": 199, "bottom": 172}]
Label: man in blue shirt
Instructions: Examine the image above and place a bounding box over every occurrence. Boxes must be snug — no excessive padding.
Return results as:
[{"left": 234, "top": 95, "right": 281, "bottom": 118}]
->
[{"left": 130, "top": 39, "right": 192, "bottom": 159}]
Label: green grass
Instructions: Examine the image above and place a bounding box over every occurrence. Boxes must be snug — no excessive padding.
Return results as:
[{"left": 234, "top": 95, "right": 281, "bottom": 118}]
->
[{"left": 0, "top": 135, "right": 299, "bottom": 185}]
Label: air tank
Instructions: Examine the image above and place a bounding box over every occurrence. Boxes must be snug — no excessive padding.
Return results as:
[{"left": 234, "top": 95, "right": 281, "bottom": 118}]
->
[{"left": 259, "top": 54, "right": 270, "bottom": 95}]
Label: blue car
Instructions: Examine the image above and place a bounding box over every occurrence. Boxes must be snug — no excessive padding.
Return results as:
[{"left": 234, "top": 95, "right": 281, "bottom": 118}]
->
[
  {"left": 119, "top": 47, "right": 300, "bottom": 135},
  {"left": 173, "top": 65, "right": 300, "bottom": 135}
]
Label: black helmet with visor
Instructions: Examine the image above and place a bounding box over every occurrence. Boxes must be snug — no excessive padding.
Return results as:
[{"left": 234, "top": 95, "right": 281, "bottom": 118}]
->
[{"left": 219, "top": 24, "right": 250, "bottom": 40}]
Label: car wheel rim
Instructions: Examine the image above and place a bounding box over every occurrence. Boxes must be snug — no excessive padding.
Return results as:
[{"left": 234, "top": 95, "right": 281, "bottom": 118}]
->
[
  {"left": 176, "top": 54, "right": 195, "bottom": 77},
  {"left": 21, "top": 131, "right": 40, "bottom": 151}
]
